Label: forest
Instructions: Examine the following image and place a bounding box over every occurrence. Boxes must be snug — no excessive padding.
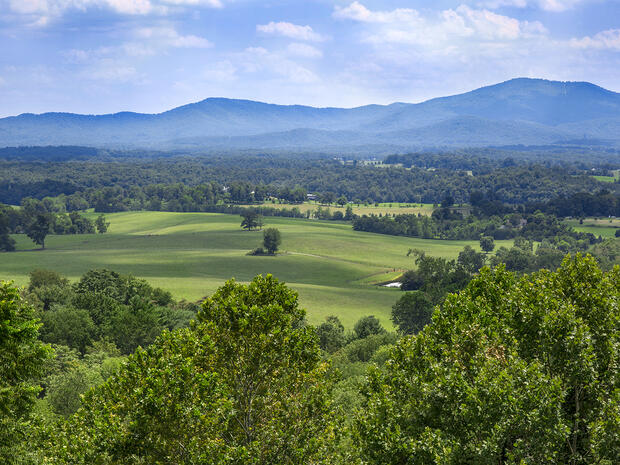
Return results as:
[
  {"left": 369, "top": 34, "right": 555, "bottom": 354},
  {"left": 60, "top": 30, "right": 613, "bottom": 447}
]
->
[
  {"left": 1, "top": 152, "right": 618, "bottom": 207},
  {"left": 2, "top": 255, "right": 619, "bottom": 464}
]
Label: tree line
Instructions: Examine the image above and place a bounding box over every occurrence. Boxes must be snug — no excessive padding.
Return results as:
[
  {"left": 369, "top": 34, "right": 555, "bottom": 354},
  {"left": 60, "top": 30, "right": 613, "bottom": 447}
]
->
[
  {"left": 0, "top": 201, "right": 108, "bottom": 251},
  {"left": 353, "top": 210, "right": 600, "bottom": 246}
]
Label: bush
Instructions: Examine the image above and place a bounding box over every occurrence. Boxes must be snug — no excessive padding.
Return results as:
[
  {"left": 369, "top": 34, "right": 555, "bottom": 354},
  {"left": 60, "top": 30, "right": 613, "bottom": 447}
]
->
[{"left": 247, "top": 247, "right": 266, "bottom": 256}]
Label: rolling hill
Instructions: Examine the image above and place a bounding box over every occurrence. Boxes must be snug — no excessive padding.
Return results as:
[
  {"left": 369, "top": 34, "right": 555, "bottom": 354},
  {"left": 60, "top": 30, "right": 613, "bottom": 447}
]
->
[{"left": 1, "top": 78, "right": 618, "bottom": 151}]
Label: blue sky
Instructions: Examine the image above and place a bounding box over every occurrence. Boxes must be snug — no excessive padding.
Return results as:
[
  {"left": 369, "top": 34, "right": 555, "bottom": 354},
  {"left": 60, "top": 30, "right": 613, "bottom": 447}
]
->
[{"left": 0, "top": 0, "right": 619, "bottom": 116}]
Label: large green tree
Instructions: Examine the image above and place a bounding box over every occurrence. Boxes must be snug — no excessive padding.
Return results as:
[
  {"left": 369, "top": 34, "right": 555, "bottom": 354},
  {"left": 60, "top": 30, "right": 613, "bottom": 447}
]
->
[
  {"left": 47, "top": 275, "right": 341, "bottom": 464},
  {"left": 240, "top": 210, "right": 263, "bottom": 231},
  {"left": 356, "top": 254, "right": 620, "bottom": 465},
  {"left": 0, "top": 282, "right": 52, "bottom": 463},
  {"left": 262, "top": 227, "right": 282, "bottom": 254},
  {"left": 25, "top": 213, "right": 52, "bottom": 249}
]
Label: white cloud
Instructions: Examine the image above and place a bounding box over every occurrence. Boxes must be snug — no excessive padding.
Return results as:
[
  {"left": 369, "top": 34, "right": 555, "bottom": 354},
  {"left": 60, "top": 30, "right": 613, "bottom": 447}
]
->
[
  {"left": 333, "top": 1, "right": 419, "bottom": 23},
  {"left": 286, "top": 43, "right": 323, "bottom": 58},
  {"left": 62, "top": 26, "right": 211, "bottom": 67},
  {"left": 135, "top": 27, "right": 213, "bottom": 48},
  {"left": 453, "top": 5, "right": 546, "bottom": 40},
  {"left": 334, "top": 2, "right": 546, "bottom": 46},
  {"left": 256, "top": 21, "right": 325, "bottom": 42},
  {"left": 570, "top": 29, "right": 620, "bottom": 51}
]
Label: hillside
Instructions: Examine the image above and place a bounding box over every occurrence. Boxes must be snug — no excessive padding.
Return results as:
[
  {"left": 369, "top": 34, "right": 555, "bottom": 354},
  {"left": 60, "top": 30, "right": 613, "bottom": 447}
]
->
[{"left": 1, "top": 78, "right": 618, "bottom": 150}]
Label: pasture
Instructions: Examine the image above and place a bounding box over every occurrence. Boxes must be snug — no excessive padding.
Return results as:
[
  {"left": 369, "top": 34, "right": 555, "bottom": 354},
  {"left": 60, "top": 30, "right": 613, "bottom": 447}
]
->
[
  {"left": 566, "top": 218, "right": 620, "bottom": 239},
  {"left": 241, "top": 201, "right": 437, "bottom": 217},
  {"left": 0, "top": 212, "right": 509, "bottom": 328}
]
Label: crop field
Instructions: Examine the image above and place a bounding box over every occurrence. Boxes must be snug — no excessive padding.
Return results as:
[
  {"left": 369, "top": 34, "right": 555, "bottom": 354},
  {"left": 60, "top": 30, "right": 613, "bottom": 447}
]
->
[{"left": 0, "top": 212, "right": 511, "bottom": 328}]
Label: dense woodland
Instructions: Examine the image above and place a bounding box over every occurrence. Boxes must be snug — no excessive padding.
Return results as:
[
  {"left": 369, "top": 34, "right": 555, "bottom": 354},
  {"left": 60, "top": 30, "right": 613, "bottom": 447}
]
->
[{"left": 1, "top": 152, "right": 618, "bottom": 206}]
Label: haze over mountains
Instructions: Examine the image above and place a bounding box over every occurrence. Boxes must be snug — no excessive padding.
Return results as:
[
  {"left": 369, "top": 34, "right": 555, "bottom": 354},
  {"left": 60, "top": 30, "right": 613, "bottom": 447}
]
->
[{"left": 1, "top": 78, "right": 619, "bottom": 152}]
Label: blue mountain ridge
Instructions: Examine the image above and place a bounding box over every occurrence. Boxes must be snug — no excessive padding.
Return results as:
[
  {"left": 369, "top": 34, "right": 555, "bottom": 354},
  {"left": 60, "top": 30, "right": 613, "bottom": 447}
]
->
[{"left": 1, "top": 78, "right": 618, "bottom": 150}]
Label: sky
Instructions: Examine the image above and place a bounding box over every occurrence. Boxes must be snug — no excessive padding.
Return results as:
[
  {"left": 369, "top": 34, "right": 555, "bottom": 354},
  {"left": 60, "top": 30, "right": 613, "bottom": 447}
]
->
[{"left": 0, "top": 0, "right": 619, "bottom": 116}]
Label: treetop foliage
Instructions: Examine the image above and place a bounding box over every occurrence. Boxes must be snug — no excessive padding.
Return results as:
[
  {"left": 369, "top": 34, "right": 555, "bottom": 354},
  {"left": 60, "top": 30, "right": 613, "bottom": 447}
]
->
[
  {"left": 47, "top": 275, "right": 342, "bottom": 464},
  {"left": 357, "top": 254, "right": 620, "bottom": 464}
]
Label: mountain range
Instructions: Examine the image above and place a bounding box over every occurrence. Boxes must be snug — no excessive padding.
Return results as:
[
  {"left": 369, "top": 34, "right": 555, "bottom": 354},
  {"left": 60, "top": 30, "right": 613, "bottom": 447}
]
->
[{"left": 1, "top": 78, "right": 619, "bottom": 151}]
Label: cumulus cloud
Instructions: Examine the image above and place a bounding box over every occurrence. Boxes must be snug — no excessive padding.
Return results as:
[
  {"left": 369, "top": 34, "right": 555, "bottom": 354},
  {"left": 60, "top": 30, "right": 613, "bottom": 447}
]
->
[
  {"left": 570, "top": 29, "right": 620, "bottom": 51},
  {"left": 333, "top": 1, "right": 419, "bottom": 23},
  {"left": 256, "top": 21, "right": 325, "bottom": 42},
  {"left": 334, "top": 2, "right": 546, "bottom": 46}
]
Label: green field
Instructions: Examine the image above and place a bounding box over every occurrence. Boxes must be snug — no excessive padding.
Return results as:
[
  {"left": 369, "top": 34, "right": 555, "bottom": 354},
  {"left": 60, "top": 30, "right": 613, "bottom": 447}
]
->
[
  {"left": 241, "top": 201, "right": 437, "bottom": 217},
  {"left": 0, "top": 212, "right": 510, "bottom": 328},
  {"left": 592, "top": 170, "right": 620, "bottom": 183},
  {"left": 566, "top": 218, "right": 620, "bottom": 239}
]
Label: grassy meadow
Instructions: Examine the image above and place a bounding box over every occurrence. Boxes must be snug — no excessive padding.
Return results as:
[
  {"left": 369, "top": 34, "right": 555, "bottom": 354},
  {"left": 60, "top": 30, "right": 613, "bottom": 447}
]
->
[
  {"left": 592, "top": 170, "right": 620, "bottom": 183},
  {"left": 241, "top": 201, "right": 437, "bottom": 217},
  {"left": 1, "top": 212, "right": 510, "bottom": 328},
  {"left": 566, "top": 218, "right": 620, "bottom": 239}
]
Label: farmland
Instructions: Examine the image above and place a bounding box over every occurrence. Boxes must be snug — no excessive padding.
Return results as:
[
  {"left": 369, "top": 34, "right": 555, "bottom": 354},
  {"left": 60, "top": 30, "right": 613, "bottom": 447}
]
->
[{"left": 0, "top": 211, "right": 510, "bottom": 328}]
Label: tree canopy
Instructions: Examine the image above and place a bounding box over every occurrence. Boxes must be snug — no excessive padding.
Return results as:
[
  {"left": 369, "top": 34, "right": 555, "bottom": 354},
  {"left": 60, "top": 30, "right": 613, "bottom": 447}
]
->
[
  {"left": 357, "top": 254, "right": 620, "bottom": 465},
  {"left": 47, "top": 275, "right": 342, "bottom": 464}
]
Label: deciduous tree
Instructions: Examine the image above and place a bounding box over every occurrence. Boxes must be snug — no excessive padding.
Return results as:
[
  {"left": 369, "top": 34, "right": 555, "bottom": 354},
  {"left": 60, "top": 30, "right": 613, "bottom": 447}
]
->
[
  {"left": 25, "top": 213, "right": 52, "bottom": 249},
  {"left": 357, "top": 255, "right": 620, "bottom": 465},
  {"left": 479, "top": 235, "right": 495, "bottom": 253},
  {"left": 263, "top": 227, "right": 281, "bottom": 254}
]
